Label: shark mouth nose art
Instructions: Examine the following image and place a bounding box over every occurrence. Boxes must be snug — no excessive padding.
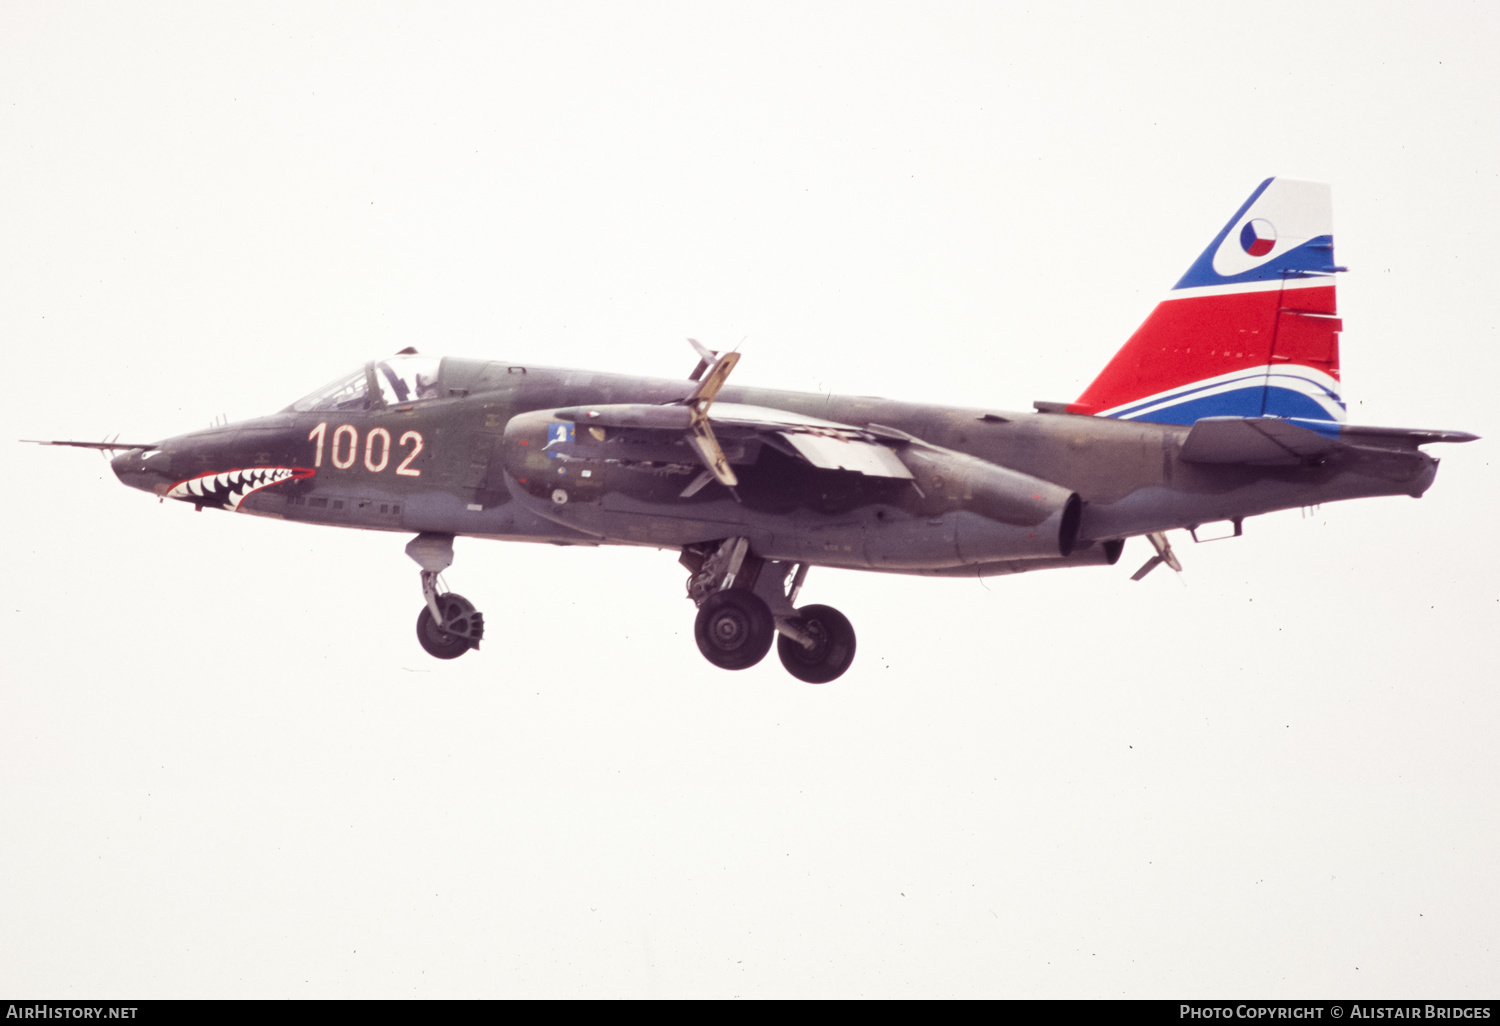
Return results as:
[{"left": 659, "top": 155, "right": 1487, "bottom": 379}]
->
[{"left": 166, "top": 466, "right": 315, "bottom": 511}]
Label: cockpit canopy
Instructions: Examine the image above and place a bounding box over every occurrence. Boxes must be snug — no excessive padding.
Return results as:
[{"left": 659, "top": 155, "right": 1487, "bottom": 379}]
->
[{"left": 291, "top": 355, "right": 443, "bottom": 412}]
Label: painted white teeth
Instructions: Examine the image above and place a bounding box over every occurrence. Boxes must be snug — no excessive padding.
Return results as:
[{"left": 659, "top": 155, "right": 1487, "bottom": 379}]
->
[{"left": 169, "top": 466, "right": 303, "bottom": 508}]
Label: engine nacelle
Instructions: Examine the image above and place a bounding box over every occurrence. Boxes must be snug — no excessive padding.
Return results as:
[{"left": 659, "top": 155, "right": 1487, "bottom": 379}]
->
[
  {"left": 902, "top": 539, "right": 1123, "bottom": 578},
  {"left": 836, "top": 442, "right": 1081, "bottom": 570}
]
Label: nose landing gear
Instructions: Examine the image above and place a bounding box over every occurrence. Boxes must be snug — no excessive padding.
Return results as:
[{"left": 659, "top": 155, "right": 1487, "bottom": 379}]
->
[{"left": 407, "top": 532, "right": 485, "bottom": 660}]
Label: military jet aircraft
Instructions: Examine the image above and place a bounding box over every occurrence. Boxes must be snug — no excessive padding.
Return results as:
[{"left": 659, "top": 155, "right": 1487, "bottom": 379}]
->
[{"left": 31, "top": 178, "right": 1476, "bottom": 682}]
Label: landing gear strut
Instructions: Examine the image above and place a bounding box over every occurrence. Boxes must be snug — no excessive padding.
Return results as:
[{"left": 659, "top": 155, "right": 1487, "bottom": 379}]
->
[
  {"left": 681, "top": 538, "right": 857, "bottom": 682},
  {"left": 407, "top": 532, "right": 485, "bottom": 660}
]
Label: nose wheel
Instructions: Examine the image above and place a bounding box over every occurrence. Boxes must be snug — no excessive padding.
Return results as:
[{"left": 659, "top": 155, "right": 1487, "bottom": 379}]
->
[
  {"left": 416, "top": 592, "right": 483, "bottom": 659},
  {"left": 406, "top": 532, "right": 485, "bottom": 661}
]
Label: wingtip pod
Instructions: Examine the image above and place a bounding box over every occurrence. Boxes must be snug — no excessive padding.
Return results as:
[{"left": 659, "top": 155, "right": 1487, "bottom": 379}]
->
[{"left": 1070, "top": 177, "right": 1346, "bottom": 426}]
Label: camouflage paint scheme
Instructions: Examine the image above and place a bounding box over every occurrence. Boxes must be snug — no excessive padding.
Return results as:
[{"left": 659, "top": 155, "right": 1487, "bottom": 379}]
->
[
  {"left": 70, "top": 178, "right": 1481, "bottom": 678},
  {"left": 108, "top": 354, "right": 1448, "bottom": 575}
]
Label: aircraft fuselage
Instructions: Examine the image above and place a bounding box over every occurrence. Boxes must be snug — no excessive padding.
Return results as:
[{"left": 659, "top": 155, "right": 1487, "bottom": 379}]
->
[{"left": 110, "top": 356, "right": 1437, "bottom": 578}]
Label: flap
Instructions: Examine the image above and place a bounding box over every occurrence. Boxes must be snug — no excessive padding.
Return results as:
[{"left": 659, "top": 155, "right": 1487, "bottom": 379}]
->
[{"left": 780, "top": 432, "right": 914, "bottom": 478}]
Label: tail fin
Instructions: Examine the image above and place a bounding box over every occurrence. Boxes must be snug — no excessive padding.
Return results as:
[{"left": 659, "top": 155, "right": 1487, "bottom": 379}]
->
[{"left": 1068, "top": 178, "right": 1346, "bottom": 426}]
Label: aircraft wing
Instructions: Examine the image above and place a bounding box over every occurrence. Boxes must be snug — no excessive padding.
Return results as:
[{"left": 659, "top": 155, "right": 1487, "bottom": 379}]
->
[
  {"left": 552, "top": 401, "right": 915, "bottom": 479},
  {"left": 708, "top": 403, "right": 914, "bottom": 478},
  {"left": 1178, "top": 417, "right": 1340, "bottom": 464}
]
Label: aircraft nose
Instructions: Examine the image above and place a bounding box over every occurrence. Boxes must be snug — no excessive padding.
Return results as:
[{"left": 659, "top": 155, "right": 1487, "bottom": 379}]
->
[{"left": 111, "top": 448, "right": 174, "bottom": 495}]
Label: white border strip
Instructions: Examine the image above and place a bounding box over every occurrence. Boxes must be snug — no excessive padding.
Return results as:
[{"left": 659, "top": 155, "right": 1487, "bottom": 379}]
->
[
  {"left": 1166, "top": 277, "right": 1335, "bottom": 301},
  {"left": 1099, "top": 364, "right": 1346, "bottom": 422}
]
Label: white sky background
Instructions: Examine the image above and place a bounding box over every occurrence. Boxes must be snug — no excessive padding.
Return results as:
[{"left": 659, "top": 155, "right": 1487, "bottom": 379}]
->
[{"left": 2, "top": 0, "right": 1497, "bottom": 999}]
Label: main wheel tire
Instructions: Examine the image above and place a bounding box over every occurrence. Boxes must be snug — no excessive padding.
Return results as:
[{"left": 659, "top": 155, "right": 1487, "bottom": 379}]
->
[
  {"left": 777, "top": 604, "right": 856, "bottom": 683},
  {"left": 694, "top": 589, "right": 775, "bottom": 670},
  {"left": 416, "top": 593, "right": 480, "bottom": 660}
]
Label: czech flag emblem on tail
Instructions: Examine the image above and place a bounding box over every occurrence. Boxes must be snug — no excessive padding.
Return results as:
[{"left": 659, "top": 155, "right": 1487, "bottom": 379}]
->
[{"left": 1068, "top": 178, "right": 1346, "bottom": 428}]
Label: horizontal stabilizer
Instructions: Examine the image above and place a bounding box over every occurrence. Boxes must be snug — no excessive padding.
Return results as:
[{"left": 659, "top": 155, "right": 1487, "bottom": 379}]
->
[
  {"left": 1180, "top": 417, "right": 1339, "bottom": 465},
  {"left": 1337, "top": 424, "right": 1479, "bottom": 449},
  {"left": 1181, "top": 416, "right": 1479, "bottom": 465}
]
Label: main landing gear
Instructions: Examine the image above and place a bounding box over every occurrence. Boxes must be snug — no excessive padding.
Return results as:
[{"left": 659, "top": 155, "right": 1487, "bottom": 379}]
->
[
  {"left": 682, "top": 538, "right": 857, "bottom": 683},
  {"left": 407, "top": 533, "right": 485, "bottom": 660},
  {"left": 398, "top": 530, "right": 852, "bottom": 680}
]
